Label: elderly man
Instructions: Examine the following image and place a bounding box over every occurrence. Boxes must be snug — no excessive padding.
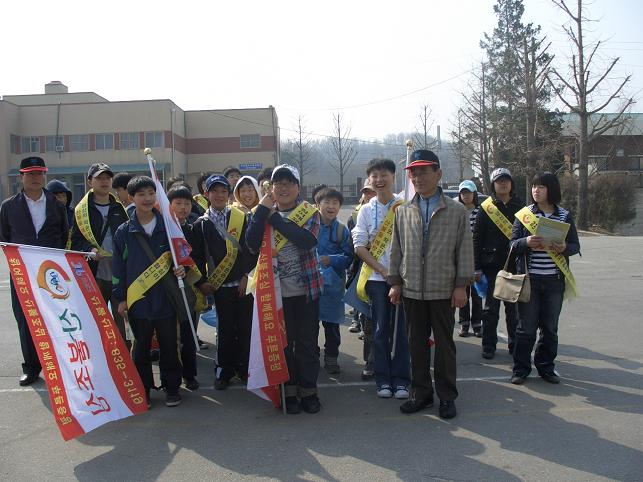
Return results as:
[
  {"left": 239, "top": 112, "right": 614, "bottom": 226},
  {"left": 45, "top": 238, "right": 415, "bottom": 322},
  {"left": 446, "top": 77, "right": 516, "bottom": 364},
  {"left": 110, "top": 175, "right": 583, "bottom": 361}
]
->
[{"left": 388, "top": 150, "right": 474, "bottom": 419}]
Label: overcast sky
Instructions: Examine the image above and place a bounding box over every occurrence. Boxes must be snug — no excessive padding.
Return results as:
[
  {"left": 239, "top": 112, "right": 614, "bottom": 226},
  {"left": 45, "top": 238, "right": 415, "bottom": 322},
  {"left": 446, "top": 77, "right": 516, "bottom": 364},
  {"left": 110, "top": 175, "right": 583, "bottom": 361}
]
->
[{"left": 2, "top": 0, "right": 641, "bottom": 145}]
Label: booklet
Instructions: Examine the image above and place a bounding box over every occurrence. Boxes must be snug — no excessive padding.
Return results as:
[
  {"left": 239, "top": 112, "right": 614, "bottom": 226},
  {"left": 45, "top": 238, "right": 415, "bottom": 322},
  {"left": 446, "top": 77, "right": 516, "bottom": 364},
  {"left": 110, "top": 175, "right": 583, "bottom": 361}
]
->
[{"left": 535, "top": 216, "right": 570, "bottom": 244}]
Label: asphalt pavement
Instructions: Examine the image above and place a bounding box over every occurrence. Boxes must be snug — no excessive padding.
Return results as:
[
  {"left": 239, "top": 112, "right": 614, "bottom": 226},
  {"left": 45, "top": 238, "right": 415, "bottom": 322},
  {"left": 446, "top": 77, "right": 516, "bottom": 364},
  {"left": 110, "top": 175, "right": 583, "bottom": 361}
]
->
[{"left": 1, "top": 213, "right": 641, "bottom": 481}]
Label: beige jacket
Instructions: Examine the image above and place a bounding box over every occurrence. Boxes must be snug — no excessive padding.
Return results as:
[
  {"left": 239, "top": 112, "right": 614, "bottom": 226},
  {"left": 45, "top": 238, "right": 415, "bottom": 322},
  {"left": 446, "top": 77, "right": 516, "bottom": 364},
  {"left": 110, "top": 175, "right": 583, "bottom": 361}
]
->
[{"left": 388, "top": 191, "right": 474, "bottom": 300}]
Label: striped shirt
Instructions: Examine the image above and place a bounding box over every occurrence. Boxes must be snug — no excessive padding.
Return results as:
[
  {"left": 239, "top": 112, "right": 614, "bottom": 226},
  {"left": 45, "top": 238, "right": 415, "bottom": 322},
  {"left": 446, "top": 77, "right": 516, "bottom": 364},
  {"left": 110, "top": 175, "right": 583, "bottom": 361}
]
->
[
  {"left": 467, "top": 205, "right": 480, "bottom": 232},
  {"left": 528, "top": 205, "right": 569, "bottom": 276}
]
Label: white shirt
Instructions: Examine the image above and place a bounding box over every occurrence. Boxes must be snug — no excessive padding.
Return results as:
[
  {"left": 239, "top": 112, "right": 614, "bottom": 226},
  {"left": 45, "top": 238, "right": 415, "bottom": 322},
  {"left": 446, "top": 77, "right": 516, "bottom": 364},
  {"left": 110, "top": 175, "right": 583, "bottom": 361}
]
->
[
  {"left": 25, "top": 191, "right": 47, "bottom": 235},
  {"left": 351, "top": 194, "right": 402, "bottom": 282},
  {"left": 141, "top": 217, "right": 157, "bottom": 237}
]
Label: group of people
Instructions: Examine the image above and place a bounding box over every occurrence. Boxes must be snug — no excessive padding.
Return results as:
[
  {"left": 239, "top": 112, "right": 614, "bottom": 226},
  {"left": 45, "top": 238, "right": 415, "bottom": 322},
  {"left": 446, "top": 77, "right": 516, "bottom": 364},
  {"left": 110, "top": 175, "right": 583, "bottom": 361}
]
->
[{"left": 1, "top": 150, "right": 580, "bottom": 419}]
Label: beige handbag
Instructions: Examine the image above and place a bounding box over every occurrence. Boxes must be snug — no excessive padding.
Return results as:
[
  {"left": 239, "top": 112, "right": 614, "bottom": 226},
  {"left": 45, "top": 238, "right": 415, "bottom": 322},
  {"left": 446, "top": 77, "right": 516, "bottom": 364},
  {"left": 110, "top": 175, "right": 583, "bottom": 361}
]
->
[{"left": 493, "top": 247, "right": 530, "bottom": 303}]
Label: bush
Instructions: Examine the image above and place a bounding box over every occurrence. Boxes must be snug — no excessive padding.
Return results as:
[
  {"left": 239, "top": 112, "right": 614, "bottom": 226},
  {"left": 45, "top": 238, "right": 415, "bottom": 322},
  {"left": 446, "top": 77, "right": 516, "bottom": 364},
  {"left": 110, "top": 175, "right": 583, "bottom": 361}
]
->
[{"left": 560, "top": 173, "right": 637, "bottom": 231}]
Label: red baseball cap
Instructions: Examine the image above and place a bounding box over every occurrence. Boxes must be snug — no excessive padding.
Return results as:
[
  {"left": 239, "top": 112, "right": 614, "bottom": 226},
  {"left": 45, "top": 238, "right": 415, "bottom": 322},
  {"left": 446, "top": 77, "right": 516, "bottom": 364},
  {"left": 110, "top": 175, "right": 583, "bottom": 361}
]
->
[{"left": 405, "top": 150, "right": 440, "bottom": 170}]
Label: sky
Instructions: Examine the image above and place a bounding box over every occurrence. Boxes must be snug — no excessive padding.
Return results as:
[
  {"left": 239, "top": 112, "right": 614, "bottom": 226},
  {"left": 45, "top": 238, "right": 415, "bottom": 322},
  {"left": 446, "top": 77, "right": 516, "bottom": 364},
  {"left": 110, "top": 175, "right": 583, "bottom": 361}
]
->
[{"left": 2, "top": 0, "right": 642, "bottom": 145}]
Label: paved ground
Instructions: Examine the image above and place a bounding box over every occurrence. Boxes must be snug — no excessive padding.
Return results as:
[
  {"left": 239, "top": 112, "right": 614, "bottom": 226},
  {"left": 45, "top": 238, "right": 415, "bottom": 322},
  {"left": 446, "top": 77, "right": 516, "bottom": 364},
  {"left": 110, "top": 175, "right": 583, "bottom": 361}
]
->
[{"left": 1, "top": 215, "right": 642, "bottom": 481}]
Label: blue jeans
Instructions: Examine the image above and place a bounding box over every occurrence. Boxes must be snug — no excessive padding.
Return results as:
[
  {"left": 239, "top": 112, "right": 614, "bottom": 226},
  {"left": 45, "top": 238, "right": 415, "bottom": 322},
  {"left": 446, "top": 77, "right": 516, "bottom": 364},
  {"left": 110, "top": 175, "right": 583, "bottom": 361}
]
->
[
  {"left": 513, "top": 275, "right": 565, "bottom": 377},
  {"left": 366, "top": 281, "right": 411, "bottom": 388},
  {"left": 322, "top": 321, "right": 341, "bottom": 358}
]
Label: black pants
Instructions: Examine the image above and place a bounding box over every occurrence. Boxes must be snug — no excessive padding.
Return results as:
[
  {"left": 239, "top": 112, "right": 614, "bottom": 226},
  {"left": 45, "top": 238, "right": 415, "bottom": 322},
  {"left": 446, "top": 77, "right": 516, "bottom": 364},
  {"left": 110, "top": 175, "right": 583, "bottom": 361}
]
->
[
  {"left": 362, "top": 314, "right": 374, "bottom": 367},
  {"left": 130, "top": 316, "right": 182, "bottom": 395},
  {"left": 10, "top": 281, "right": 41, "bottom": 376},
  {"left": 283, "top": 295, "right": 320, "bottom": 398},
  {"left": 403, "top": 297, "right": 458, "bottom": 402},
  {"left": 482, "top": 269, "right": 518, "bottom": 352},
  {"left": 322, "top": 321, "right": 341, "bottom": 358},
  {"left": 96, "top": 278, "right": 129, "bottom": 350},
  {"left": 459, "top": 285, "right": 482, "bottom": 330},
  {"left": 180, "top": 313, "right": 198, "bottom": 380},
  {"left": 214, "top": 287, "right": 253, "bottom": 381}
]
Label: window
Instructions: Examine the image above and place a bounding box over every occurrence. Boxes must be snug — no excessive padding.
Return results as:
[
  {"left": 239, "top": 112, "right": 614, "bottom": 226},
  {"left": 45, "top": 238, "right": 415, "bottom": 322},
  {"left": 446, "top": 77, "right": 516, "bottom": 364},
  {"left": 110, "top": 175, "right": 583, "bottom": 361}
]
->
[
  {"left": 70, "top": 135, "right": 89, "bottom": 152},
  {"left": 21, "top": 136, "right": 39, "bottom": 153},
  {"left": 145, "top": 132, "right": 164, "bottom": 149},
  {"left": 120, "top": 132, "right": 140, "bottom": 150},
  {"left": 240, "top": 134, "right": 261, "bottom": 149},
  {"left": 46, "top": 135, "right": 64, "bottom": 152},
  {"left": 96, "top": 133, "right": 114, "bottom": 150},
  {"left": 10, "top": 135, "right": 20, "bottom": 154}
]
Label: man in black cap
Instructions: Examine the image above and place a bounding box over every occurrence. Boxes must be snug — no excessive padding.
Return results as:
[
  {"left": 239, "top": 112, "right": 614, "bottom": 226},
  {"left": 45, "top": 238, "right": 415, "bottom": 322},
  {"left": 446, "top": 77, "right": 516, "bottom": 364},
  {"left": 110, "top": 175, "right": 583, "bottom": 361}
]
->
[
  {"left": 71, "top": 162, "right": 129, "bottom": 343},
  {"left": 0, "top": 156, "right": 69, "bottom": 386}
]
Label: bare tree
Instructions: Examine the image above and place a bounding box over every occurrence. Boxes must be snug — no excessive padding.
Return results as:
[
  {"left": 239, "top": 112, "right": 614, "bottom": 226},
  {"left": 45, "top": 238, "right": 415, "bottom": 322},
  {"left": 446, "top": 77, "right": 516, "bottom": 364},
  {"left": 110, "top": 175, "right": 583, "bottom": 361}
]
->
[
  {"left": 547, "top": 0, "right": 634, "bottom": 228},
  {"left": 292, "top": 115, "right": 315, "bottom": 186},
  {"left": 328, "top": 112, "right": 358, "bottom": 194},
  {"left": 413, "top": 103, "right": 437, "bottom": 150},
  {"left": 450, "top": 108, "right": 472, "bottom": 181}
]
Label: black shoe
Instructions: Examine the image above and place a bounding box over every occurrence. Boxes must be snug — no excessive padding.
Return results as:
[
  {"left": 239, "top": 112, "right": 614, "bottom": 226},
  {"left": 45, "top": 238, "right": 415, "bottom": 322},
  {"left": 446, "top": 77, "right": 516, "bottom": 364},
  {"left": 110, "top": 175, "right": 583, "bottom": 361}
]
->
[
  {"left": 197, "top": 339, "right": 209, "bottom": 350},
  {"left": 285, "top": 396, "right": 301, "bottom": 414},
  {"left": 400, "top": 397, "right": 434, "bottom": 414},
  {"left": 19, "top": 373, "right": 39, "bottom": 386},
  {"left": 150, "top": 349, "right": 160, "bottom": 362},
  {"left": 348, "top": 321, "right": 361, "bottom": 333},
  {"left": 165, "top": 393, "right": 182, "bottom": 407},
  {"left": 482, "top": 349, "right": 495, "bottom": 360},
  {"left": 361, "top": 368, "right": 374, "bottom": 380},
  {"left": 439, "top": 400, "right": 457, "bottom": 419},
  {"left": 300, "top": 395, "right": 321, "bottom": 414},
  {"left": 540, "top": 373, "right": 560, "bottom": 384},
  {"left": 510, "top": 375, "right": 526, "bottom": 385},
  {"left": 214, "top": 377, "right": 229, "bottom": 390},
  {"left": 473, "top": 329, "right": 482, "bottom": 338},
  {"left": 508, "top": 344, "right": 514, "bottom": 355},
  {"left": 458, "top": 326, "right": 470, "bottom": 337},
  {"left": 184, "top": 378, "right": 200, "bottom": 390},
  {"left": 145, "top": 391, "right": 152, "bottom": 409}
]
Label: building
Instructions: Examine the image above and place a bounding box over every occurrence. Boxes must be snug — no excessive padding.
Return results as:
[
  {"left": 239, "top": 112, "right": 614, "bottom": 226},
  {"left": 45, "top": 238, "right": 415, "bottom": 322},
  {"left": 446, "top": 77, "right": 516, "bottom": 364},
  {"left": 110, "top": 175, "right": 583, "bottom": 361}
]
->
[{"left": 0, "top": 81, "right": 279, "bottom": 201}]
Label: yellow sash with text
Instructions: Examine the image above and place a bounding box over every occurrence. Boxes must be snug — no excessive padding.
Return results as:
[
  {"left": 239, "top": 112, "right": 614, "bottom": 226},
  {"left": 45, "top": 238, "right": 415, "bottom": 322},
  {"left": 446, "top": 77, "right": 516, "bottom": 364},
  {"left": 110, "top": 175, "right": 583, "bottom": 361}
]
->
[
  {"left": 481, "top": 196, "right": 513, "bottom": 239},
  {"left": 356, "top": 199, "right": 404, "bottom": 302},
  {"left": 207, "top": 206, "right": 245, "bottom": 290},
  {"left": 515, "top": 207, "right": 578, "bottom": 299},
  {"left": 193, "top": 194, "right": 209, "bottom": 211},
  {"left": 74, "top": 190, "right": 118, "bottom": 257},
  {"left": 126, "top": 251, "right": 173, "bottom": 307}
]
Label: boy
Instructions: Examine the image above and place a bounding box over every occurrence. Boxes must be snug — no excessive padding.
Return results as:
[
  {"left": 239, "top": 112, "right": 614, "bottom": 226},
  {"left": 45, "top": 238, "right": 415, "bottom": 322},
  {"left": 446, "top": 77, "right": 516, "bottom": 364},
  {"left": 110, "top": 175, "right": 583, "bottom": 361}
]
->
[
  {"left": 191, "top": 175, "right": 256, "bottom": 390},
  {"left": 71, "top": 163, "right": 129, "bottom": 343},
  {"left": 167, "top": 184, "right": 202, "bottom": 390},
  {"left": 245, "top": 164, "right": 323, "bottom": 414},
  {"left": 223, "top": 166, "right": 242, "bottom": 203},
  {"left": 112, "top": 172, "right": 134, "bottom": 217},
  {"left": 113, "top": 176, "right": 186, "bottom": 408},
  {"left": 352, "top": 158, "right": 411, "bottom": 399},
  {"left": 314, "top": 188, "right": 353, "bottom": 375}
]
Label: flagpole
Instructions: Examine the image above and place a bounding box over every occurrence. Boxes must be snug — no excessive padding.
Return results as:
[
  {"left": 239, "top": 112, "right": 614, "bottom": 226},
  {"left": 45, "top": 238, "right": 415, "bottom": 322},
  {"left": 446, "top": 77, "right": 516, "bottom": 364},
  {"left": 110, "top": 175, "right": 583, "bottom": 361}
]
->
[
  {"left": 392, "top": 139, "right": 413, "bottom": 359},
  {"left": 144, "top": 148, "right": 200, "bottom": 352},
  {"left": 280, "top": 383, "right": 286, "bottom": 415},
  {"left": 0, "top": 242, "right": 97, "bottom": 258}
]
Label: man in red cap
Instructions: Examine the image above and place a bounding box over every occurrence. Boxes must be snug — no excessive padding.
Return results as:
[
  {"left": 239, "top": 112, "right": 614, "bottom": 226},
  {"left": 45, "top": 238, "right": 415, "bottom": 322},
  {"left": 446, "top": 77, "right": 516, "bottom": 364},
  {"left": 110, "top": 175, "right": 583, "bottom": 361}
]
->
[
  {"left": 0, "top": 156, "right": 69, "bottom": 385},
  {"left": 388, "top": 150, "right": 474, "bottom": 419}
]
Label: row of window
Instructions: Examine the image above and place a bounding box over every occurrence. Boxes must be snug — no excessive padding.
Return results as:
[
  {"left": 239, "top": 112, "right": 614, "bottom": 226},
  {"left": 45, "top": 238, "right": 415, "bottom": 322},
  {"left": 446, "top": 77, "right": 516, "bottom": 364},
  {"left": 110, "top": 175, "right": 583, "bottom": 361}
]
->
[{"left": 11, "top": 132, "right": 165, "bottom": 154}]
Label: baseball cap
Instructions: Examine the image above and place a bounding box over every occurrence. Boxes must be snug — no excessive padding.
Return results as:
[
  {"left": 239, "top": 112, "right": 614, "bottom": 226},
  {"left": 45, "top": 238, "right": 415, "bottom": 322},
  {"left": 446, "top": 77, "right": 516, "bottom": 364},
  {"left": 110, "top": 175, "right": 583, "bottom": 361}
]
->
[
  {"left": 271, "top": 164, "right": 300, "bottom": 184},
  {"left": 361, "top": 178, "right": 375, "bottom": 193},
  {"left": 87, "top": 163, "right": 114, "bottom": 179},
  {"left": 205, "top": 174, "right": 231, "bottom": 192},
  {"left": 19, "top": 156, "right": 48, "bottom": 173},
  {"left": 405, "top": 149, "right": 440, "bottom": 170},
  {"left": 491, "top": 167, "right": 512, "bottom": 183},
  {"left": 458, "top": 180, "right": 477, "bottom": 193}
]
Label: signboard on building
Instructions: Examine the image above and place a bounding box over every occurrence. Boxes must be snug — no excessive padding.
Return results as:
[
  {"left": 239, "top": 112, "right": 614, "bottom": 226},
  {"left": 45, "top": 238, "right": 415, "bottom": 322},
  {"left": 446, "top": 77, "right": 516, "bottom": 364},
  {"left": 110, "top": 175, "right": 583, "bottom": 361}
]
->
[{"left": 239, "top": 162, "right": 263, "bottom": 171}]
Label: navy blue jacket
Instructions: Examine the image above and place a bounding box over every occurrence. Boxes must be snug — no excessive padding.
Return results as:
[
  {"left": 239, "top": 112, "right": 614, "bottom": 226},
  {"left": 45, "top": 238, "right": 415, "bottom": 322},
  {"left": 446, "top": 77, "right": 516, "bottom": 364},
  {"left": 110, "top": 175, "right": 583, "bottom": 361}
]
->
[
  {"left": 0, "top": 189, "right": 69, "bottom": 248},
  {"left": 510, "top": 204, "right": 581, "bottom": 275},
  {"left": 112, "top": 210, "right": 176, "bottom": 320}
]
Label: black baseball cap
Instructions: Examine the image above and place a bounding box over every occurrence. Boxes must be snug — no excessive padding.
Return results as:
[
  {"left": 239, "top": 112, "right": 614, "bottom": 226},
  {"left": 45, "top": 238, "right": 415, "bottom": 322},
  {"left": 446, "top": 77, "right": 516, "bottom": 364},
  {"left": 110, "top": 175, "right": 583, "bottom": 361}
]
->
[
  {"left": 87, "top": 163, "right": 114, "bottom": 179},
  {"left": 19, "top": 156, "right": 48, "bottom": 173},
  {"left": 205, "top": 174, "right": 231, "bottom": 192},
  {"left": 406, "top": 150, "right": 440, "bottom": 170}
]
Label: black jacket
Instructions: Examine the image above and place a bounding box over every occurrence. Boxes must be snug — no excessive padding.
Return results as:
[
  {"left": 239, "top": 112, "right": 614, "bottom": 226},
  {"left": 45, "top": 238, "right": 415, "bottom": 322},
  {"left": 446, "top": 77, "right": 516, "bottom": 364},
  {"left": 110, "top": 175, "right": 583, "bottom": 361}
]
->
[
  {"left": 0, "top": 189, "right": 69, "bottom": 248},
  {"left": 473, "top": 195, "right": 524, "bottom": 272},
  {"left": 191, "top": 210, "right": 257, "bottom": 286},
  {"left": 70, "top": 192, "right": 129, "bottom": 274}
]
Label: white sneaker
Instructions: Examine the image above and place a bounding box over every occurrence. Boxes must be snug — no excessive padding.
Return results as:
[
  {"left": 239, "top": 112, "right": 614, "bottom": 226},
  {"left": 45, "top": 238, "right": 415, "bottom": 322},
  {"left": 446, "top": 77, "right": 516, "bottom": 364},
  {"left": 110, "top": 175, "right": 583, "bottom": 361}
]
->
[
  {"left": 377, "top": 385, "right": 393, "bottom": 398},
  {"left": 394, "top": 387, "right": 409, "bottom": 399}
]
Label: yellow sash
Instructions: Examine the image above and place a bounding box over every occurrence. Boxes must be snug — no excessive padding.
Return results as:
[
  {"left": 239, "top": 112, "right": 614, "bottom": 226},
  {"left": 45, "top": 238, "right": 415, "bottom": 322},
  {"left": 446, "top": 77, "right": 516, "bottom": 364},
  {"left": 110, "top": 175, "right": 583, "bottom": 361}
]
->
[
  {"left": 480, "top": 196, "right": 513, "bottom": 239},
  {"left": 194, "top": 194, "right": 209, "bottom": 211},
  {"left": 74, "top": 190, "right": 118, "bottom": 257},
  {"left": 207, "top": 206, "right": 245, "bottom": 290},
  {"left": 356, "top": 200, "right": 404, "bottom": 302},
  {"left": 515, "top": 207, "right": 578, "bottom": 298},
  {"left": 126, "top": 251, "right": 173, "bottom": 307},
  {"left": 247, "top": 202, "right": 318, "bottom": 294}
]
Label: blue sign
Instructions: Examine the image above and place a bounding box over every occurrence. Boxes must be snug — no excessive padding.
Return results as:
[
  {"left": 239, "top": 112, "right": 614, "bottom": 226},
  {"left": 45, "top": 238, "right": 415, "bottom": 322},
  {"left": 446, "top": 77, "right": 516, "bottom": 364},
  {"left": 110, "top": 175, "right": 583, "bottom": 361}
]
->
[{"left": 239, "top": 162, "right": 263, "bottom": 171}]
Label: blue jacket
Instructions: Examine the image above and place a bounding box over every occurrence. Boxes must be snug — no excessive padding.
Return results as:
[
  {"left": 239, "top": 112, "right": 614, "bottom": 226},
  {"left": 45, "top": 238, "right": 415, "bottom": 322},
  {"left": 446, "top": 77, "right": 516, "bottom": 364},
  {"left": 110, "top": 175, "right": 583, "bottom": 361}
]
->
[
  {"left": 112, "top": 210, "right": 176, "bottom": 320},
  {"left": 317, "top": 219, "right": 353, "bottom": 323}
]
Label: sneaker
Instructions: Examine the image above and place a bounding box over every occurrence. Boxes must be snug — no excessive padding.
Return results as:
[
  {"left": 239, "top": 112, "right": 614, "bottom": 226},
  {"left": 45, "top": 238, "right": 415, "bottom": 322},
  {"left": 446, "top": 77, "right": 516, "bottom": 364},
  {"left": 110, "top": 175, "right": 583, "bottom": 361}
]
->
[
  {"left": 540, "top": 372, "right": 560, "bottom": 384},
  {"left": 438, "top": 400, "right": 457, "bottom": 419},
  {"left": 400, "top": 397, "right": 434, "bottom": 414},
  {"left": 482, "top": 349, "right": 495, "bottom": 360},
  {"left": 184, "top": 378, "right": 200, "bottom": 391},
  {"left": 361, "top": 368, "right": 374, "bottom": 381},
  {"left": 285, "top": 396, "right": 301, "bottom": 414},
  {"left": 214, "top": 377, "right": 229, "bottom": 390},
  {"left": 165, "top": 393, "right": 182, "bottom": 407},
  {"left": 150, "top": 349, "right": 160, "bottom": 362},
  {"left": 473, "top": 328, "right": 482, "bottom": 338},
  {"left": 324, "top": 357, "right": 341, "bottom": 375},
  {"left": 349, "top": 321, "right": 361, "bottom": 333},
  {"left": 300, "top": 394, "right": 321, "bottom": 414},
  {"left": 510, "top": 374, "right": 526, "bottom": 385},
  {"left": 394, "top": 386, "right": 409, "bottom": 399},
  {"left": 197, "top": 338, "right": 209, "bottom": 350},
  {"left": 458, "top": 325, "right": 470, "bottom": 337},
  {"left": 358, "top": 331, "right": 364, "bottom": 340},
  {"left": 377, "top": 385, "right": 393, "bottom": 398}
]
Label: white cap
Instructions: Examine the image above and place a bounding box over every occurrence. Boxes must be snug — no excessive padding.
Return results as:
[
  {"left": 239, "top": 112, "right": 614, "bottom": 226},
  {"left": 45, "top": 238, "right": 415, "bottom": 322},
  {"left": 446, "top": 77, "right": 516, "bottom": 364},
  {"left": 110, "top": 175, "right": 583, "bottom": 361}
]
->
[{"left": 271, "top": 164, "right": 300, "bottom": 183}]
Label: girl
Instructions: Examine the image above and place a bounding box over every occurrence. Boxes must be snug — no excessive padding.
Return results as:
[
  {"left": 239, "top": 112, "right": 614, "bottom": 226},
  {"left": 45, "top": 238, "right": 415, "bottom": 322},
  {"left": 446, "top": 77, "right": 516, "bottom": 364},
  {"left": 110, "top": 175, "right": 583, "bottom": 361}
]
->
[{"left": 233, "top": 175, "right": 261, "bottom": 213}]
